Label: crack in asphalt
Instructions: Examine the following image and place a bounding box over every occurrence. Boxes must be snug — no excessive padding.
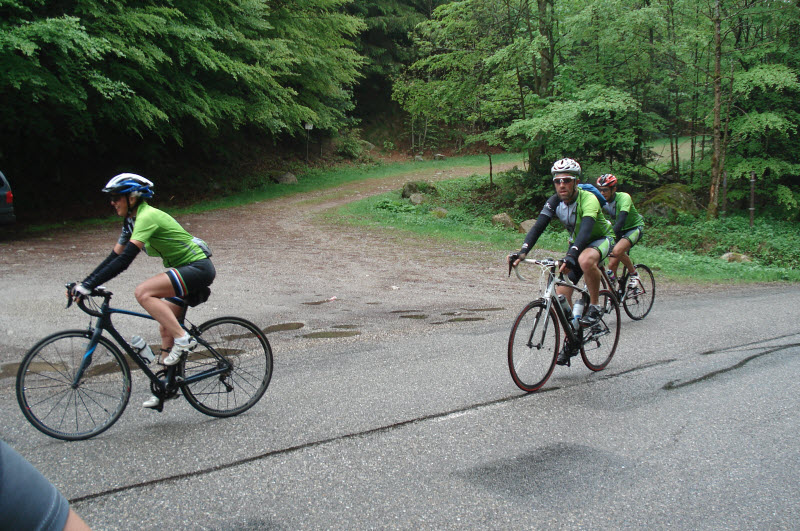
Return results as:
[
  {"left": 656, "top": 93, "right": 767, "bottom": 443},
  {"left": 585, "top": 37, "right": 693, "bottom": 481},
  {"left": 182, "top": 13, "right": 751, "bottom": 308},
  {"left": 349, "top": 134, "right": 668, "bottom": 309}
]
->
[
  {"left": 69, "top": 389, "right": 555, "bottom": 504},
  {"left": 70, "top": 356, "right": 670, "bottom": 505},
  {"left": 664, "top": 335, "right": 800, "bottom": 390}
]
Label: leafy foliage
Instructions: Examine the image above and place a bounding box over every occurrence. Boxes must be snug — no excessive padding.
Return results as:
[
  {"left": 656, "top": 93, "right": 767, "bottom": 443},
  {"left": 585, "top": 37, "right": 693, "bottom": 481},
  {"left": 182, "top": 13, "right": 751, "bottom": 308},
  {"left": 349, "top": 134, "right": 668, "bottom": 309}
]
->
[
  {"left": 0, "top": 0, "right": 365, "bottom": 213},
  {"left": 645, "top": 213, "right": 800, "bottom": 270},
  {"left": 392, "top": 0, "right": 800, "bottom": 219}
]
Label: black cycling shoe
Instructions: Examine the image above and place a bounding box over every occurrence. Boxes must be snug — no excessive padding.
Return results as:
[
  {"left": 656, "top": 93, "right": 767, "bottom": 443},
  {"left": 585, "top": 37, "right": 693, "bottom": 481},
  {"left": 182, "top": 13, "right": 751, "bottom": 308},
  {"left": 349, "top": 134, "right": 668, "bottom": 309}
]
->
[
  {"left": 556, "top": 339, "right": 578, "bottom": 366},
  {"left": 579, "top": 304, "right": 602, "bottom": 326}
]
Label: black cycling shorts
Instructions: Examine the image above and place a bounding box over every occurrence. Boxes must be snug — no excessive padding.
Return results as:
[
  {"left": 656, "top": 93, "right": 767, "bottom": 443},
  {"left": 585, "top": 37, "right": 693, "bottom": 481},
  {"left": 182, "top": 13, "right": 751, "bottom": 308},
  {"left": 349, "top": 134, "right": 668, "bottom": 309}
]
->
[{"left": 165, "top": 258, "right": 216, "bottom": 307}]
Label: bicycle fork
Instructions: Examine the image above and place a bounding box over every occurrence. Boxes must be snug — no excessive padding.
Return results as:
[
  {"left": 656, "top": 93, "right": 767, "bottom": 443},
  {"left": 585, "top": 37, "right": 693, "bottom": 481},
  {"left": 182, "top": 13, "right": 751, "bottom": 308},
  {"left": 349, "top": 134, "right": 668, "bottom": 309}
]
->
[
  {"left": 72, "top": 327, "right": 104, "bottom": 388},
  {"left": 526, "top": 298, "right": 581, "bottom": 349}
]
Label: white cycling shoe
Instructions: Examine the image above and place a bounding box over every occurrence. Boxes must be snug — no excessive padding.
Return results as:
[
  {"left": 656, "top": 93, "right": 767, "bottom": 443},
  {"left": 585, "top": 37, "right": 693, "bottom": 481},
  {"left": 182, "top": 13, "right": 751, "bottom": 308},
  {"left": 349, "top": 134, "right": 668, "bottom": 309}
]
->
[
  {"left": 143, "top": 395, "right": 161, "bottom": 409},
  {"left": 163, "top": 337, "right": 197, "bottom": 366}
]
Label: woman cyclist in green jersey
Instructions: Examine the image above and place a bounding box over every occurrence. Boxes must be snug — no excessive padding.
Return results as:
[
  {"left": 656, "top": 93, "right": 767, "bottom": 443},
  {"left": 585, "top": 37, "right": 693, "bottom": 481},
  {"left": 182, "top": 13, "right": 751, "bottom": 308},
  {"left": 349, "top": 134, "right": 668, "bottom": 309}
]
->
[
  {"left": 70, "top": 173, "right": 215, "bottom": 409},
  {"left": 596, "top": 173, "right": 645, "bottom": 288}
]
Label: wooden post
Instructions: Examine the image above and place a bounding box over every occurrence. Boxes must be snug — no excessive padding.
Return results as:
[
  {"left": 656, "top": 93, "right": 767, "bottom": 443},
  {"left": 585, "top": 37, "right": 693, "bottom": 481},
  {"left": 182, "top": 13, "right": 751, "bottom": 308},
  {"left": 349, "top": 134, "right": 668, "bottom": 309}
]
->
[
  {"left": 304, "top": 123, "right": 313, "bottom": 164},
  {"left": 749, "top": 171, "right": 756, "bottom": 227}
]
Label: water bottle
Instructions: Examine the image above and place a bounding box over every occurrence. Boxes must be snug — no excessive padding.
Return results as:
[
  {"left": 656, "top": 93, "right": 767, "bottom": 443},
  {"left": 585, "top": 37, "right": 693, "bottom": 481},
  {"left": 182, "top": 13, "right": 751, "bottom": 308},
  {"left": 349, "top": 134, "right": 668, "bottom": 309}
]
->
[
  {"left": 572, "top": 297, "right": 586, "bottom": 329},
  {"left": 131, "top": 335, "right": 155, "bottom": 364},
  {"left": 606, "top": 269, "right": 616, "bottom": 283},
  {"left": 556, "top": 294, "right": 571, "bottom": 317}
]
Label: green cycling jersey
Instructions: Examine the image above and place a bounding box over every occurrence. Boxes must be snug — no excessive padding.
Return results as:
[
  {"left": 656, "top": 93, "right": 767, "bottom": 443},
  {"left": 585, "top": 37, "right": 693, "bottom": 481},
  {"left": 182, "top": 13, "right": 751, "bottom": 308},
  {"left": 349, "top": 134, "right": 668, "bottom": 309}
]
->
[
  {"left": 602, "top": 192, "right": 644, "bottom": 232},
  {"left": 127, "top": 202, "right": 208, "bottom": 268}
]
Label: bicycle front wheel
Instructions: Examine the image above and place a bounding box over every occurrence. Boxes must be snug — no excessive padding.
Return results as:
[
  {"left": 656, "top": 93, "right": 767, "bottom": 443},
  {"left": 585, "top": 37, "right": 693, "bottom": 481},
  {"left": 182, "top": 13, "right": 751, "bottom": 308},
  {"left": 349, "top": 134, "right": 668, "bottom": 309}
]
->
[
  {"left": 181, "top": 317, "right": 273, "bottom": 417},
  {"left": 508, "top": 300, "right": 559, "bottom": 392},
  {"left": 16, "top": 330, "right": 131, "bottom": 441},
  {"left": 623, "top": 264, "right": 655, "bottom": 320},
  {"left": 580, "top": 290, "right": 620, "bottom": 371}
]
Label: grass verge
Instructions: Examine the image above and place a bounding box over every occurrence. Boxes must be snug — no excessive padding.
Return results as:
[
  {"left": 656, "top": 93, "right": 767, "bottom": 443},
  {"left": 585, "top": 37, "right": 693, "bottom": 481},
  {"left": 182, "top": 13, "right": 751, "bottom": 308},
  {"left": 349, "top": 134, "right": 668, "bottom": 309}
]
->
[{"left": 334, "top": 173, "right": 800, "bottom": 284}]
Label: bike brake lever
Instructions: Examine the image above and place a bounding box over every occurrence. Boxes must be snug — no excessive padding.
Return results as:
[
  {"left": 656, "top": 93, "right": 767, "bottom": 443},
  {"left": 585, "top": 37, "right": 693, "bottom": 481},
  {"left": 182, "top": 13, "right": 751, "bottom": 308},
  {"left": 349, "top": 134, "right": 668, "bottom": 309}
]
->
[
  {"left": 65, "top": 283, "right": 75, "bottom": 308},
  {"left": 508, "top": 254, "right": 519, "bottom": 277}
]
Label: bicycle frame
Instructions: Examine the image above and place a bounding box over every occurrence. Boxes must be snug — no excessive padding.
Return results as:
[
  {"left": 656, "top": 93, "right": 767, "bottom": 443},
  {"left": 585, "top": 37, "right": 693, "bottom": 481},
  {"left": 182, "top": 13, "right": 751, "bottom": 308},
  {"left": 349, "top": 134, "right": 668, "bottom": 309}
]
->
[
  {"left": 597, "top": 260, "right": 639, "bottom": 303},
  {"left": 516, "top": 259, "right": 589, "bottom": 347},
  {"left": 72, "top": 291, "right": 232, "bottom": 396}
]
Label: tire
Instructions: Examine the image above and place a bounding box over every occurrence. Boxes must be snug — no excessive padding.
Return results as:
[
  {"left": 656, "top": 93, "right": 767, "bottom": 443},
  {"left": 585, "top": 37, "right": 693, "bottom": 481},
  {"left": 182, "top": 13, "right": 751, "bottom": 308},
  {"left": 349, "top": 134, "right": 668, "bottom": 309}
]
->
[
  {"left": 16, "top": 330, "right": 131, "bottom": 441},
  {"left": 508, "top": 300, "right": 559, "bottom": 392},
  {"left": 580, "top": 290, "right": 620, "bottom": 371},
  {"left": 623, "top": 264, "right": 655, "bottom": 320},
  {"left": 181, "top": 317, "right": 273, "bottom": 417}
]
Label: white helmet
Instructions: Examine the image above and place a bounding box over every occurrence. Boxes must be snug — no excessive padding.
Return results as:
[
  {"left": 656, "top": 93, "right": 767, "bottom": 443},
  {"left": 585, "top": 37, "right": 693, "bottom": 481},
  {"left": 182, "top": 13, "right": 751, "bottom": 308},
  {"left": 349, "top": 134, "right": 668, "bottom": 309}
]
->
[
  {"left": 102, "top": 173, "right": 154, "bottom": 198},
  {"left": 550, "top": 158, "right": 582, "bottom": 178}
]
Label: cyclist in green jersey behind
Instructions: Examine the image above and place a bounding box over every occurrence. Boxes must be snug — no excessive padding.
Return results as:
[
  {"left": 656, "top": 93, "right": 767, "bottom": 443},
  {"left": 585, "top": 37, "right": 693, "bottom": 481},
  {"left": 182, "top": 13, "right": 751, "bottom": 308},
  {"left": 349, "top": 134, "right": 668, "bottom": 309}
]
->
[
  {"left": 596, "top": 174, "right": 645, "bottom": 290},
  {"left": 70, "top": 173, "right": 215, "bottom": 409},
  {"left": 508, "top": 158, "right": 615, "bottom": 366}
]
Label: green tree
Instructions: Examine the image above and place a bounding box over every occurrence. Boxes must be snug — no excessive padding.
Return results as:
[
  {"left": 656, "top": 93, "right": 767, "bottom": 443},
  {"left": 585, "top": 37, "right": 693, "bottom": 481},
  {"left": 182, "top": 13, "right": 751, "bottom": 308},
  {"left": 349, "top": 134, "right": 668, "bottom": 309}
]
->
[{"left": 0, "top": 0, "right": 365, "bottom": 212}]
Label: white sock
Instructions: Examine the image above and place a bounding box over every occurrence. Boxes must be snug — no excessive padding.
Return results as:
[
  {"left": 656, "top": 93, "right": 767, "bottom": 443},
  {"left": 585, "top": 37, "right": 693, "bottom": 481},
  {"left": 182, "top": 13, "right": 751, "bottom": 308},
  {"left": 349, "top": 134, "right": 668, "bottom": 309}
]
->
[{"left": 175, "top": 332, "right": 192, "bottom": 346}]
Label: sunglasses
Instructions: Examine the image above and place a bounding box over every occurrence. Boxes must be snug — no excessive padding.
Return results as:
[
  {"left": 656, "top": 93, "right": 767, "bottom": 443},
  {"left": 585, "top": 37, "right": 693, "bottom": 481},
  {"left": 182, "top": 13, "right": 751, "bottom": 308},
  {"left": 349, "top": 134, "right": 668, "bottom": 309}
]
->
[
  {"left": 110, "top": 195, "right": 125, "bottom": 203},
  {"left": 553, "top": 178, "right": 575, "bottom": 185}
]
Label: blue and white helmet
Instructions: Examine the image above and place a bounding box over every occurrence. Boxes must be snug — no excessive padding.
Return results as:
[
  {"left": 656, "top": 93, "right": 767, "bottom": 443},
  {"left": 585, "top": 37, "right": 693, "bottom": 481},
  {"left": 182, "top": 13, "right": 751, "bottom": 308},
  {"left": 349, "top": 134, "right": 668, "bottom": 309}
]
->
[
  {"left": 550, "top": 158, "right": 582, "bottom": 178},
  {"left": 102, "top": 173, "right": 154, "bottom": 198}
]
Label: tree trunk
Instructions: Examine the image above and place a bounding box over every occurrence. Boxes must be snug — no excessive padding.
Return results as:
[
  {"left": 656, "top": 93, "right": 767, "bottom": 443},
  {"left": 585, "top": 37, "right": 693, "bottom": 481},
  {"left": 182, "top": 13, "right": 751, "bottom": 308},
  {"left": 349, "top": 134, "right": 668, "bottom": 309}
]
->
[
  {"left": 537, "top": 0, "right": 555, "bottom": 98},
  {"left": 708, "top": 0, "right": 723, "bottom": 219}
]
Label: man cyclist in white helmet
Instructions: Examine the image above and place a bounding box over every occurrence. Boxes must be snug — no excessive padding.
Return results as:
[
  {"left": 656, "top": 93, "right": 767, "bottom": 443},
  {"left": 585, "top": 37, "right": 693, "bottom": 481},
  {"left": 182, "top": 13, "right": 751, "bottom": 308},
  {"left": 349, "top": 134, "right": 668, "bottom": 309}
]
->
[
  {"left": 508, "top": 158, "right": 615, "bottom": 366},
  {"left": 70, "top": 173, "right": 215, "bottom": 409}
]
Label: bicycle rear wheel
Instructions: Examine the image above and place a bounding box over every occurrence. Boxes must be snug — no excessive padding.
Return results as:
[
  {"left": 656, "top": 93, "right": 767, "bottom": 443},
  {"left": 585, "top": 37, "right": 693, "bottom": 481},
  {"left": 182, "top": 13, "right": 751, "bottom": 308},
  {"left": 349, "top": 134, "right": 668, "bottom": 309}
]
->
[
  {"left": 580, "top": 290, "right": 620, "bottom": 371},
  {"left": 16, "top": 330, "right": 131, "bottom": 440},
  {"left": 181, "top": 317, "right": 273, "bottom": 417},
  {"left": 508, "top": 300, "right": 559, "bottom": 392},
  {"left": 623, "top": 264, "right": 655, "bottom": 320}
]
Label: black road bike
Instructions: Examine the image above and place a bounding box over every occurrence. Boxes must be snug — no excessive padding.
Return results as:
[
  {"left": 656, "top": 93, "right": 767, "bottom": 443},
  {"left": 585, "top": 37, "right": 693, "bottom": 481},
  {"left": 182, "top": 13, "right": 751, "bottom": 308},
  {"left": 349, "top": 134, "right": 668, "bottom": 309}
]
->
[{"left": 16, "top": 285, "right": 273, "bottom": 440}]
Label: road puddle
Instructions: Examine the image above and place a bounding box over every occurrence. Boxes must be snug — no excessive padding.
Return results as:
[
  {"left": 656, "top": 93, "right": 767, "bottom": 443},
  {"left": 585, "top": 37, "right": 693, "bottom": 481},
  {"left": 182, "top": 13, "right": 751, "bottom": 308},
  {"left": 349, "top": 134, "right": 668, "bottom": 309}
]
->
[
  {"left": 264, "top": 322, "right": 305, "bottom": 333},
  {"left": 0, "top": 362, "right": 20, "bottom": 379},
  {"left": 302, "top": 297, "right": 337, "bottom": 305}
]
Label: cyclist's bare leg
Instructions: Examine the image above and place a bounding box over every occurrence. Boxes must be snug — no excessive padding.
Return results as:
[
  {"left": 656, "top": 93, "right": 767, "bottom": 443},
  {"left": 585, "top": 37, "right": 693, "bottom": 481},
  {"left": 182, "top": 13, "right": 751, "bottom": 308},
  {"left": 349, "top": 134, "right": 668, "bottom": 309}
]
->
[
  {"left": 609, "top": 238, "right": 635, "bottom": 277},
  {"left": 578, "top": 247, "right": 602, "bottom": 305},
  {"left": 556, "top": 284, "right": 576, "bottom": 305},
  {"left": 134, "top": 273, "right": 185, "bottom": 342},
  {"left": 158, "top": 301, "right": 187, "bottom": 355}
]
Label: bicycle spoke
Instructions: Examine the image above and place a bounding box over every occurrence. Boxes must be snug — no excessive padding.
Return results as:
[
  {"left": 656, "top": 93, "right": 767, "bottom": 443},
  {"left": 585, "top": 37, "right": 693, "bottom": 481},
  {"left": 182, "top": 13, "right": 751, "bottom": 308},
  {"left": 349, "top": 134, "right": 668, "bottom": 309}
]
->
[
  {"left": 181, "top": 317, "right": 272, "bottom": 418},
  {"left": 17, "top": 331, "right": 130, "bottom": 440},
  {"left": 508, "top": 301, "right": 558, "bottom": 392}
]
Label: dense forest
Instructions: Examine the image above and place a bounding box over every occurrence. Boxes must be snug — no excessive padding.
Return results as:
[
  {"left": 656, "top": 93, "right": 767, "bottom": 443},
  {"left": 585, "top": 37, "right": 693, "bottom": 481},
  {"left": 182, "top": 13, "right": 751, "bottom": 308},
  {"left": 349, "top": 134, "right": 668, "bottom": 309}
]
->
[{"left": 1, "top": 0, "right": 798, "bottom": 222}]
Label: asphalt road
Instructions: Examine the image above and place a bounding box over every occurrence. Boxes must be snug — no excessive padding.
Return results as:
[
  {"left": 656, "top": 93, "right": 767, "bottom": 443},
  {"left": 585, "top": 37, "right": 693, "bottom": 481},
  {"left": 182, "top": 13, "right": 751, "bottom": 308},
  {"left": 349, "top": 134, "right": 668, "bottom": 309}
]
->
[
  {"left": 2, "top": 284, "right": 799, "bottom": 529},
  {"left": 2, "top": 166, "right": 799, "bottom": 528}
]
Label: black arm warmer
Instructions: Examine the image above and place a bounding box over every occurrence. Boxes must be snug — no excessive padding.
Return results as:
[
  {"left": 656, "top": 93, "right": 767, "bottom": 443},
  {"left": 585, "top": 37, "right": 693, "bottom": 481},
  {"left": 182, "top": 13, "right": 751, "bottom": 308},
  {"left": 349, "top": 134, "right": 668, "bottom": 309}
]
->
[
  {"left": 613, "top": 210, "right": 628, "bottom": 238},
  {"left": 82, "top": 242, "right": 141, "bottom": 289},
  {"left": 519, "top": 213, "right": 552, "bottom": 255},
  {"left": 86, "top": 251, "right": 119, "bottom": 280},
  {"left": 570, "top": 216, "right": 597, "bottom": 257}
]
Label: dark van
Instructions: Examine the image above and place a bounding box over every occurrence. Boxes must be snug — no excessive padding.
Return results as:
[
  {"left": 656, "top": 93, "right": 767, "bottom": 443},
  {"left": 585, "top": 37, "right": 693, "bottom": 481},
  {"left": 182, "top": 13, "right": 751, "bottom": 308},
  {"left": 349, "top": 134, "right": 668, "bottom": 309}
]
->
[{"left": 0, "top": 170, "right": 15, "bottom": 225}]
